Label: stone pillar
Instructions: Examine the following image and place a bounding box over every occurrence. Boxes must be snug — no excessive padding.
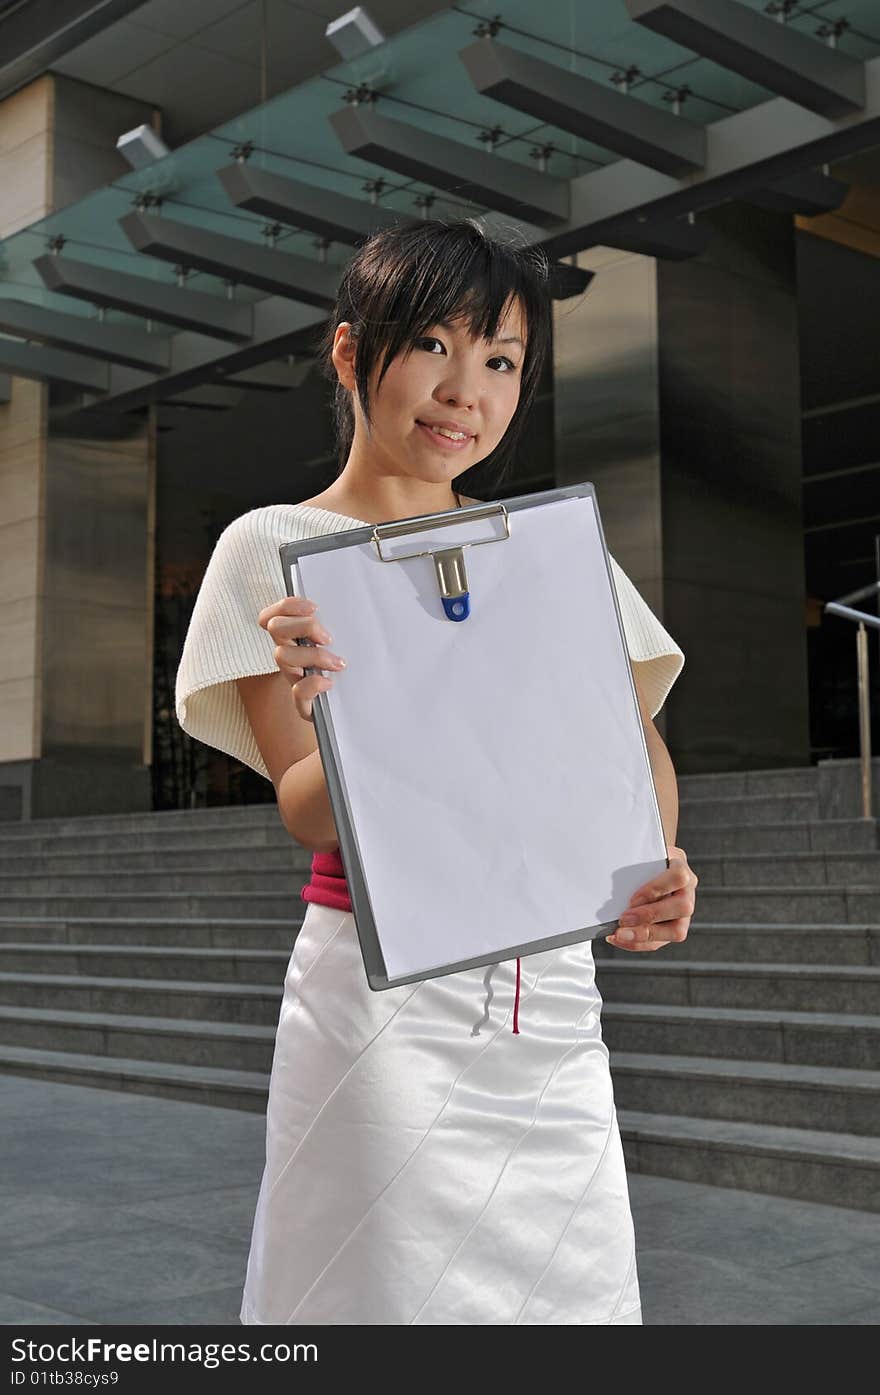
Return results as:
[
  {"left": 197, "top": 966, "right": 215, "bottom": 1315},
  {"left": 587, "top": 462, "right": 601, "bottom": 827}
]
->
[
  {"left": 553, "top": 245, "right": 668, "bottom": 741},
  {"left": 33, "top": 412, "right": 155, "bottom": 816},
  {"left": 554, "top": 205, "right": 810, "bottom": 773},
  {"left": 0, "top": 75, "right": 157, "bottom": 818},
  {"left": 0, "top": 79, "right": 52, "bottom": 820}
]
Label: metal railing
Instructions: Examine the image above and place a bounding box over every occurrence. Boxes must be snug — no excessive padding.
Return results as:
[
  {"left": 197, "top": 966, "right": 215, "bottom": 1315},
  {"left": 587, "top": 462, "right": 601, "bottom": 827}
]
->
[{"left": 824, "top": 576, "right": 879, "bottom": 820}]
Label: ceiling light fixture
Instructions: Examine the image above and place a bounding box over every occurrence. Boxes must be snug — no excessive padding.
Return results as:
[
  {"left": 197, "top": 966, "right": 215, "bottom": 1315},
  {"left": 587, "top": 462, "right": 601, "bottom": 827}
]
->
[
  {"left": 116, "top": 124, "right": 170, "bottom": 170},
  {"left": 325, "top": 6, "right": 385, "bottom": 60}
]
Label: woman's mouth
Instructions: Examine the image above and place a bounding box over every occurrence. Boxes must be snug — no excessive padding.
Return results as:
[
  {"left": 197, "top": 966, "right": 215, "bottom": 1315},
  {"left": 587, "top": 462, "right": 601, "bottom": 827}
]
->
[{"left": 416, "top": 421, "right": 474, "bottom": 451}]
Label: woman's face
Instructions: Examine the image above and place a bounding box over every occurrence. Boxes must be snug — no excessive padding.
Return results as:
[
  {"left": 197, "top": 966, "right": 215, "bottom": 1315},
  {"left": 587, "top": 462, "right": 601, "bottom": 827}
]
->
[{"left": 335, "top": 296, "right": 527, "bottom": 485}]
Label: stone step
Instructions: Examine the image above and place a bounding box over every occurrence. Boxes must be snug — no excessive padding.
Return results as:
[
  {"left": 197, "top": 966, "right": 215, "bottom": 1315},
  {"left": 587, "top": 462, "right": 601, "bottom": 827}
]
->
[
  {"left": 612, "top": 1051, "right": 880, "bottom": 1136},
  {"left": 0, "top": 913, "right": 875, "bottom": 963},
  {"left": 0, "top": 867, "right": 310, "bottom": 895},
  {"left": 680, "top": 819, "right": 878, "bottom": 856},
  {"left": 689, "top": 850, "right": 880, "bottom": 886},
  {"left": 2, "top": 1045, "right": 876, "bottom": 1150},
  {"left": 12, "top": 951, "right": 877, "bottom": 1019},
  {"left": 676, "top": 767, "right": 818, "bottom": 798},
  {"left": 0, "top": 913, "right": 875, "bottom": 964},
  {"left": 1, "top": 1044, "right": 877, "bottom": 1212},
  {"left": 0, "top": 823, "right": 296, "bottom": 858},
  {"left": 601, "top": 1002, "right": 880, "bottom": 1071},
  {"left": 690, "top": 885, "right": 880, "bottom": 923},
  {"left": 4, "top": 814, "right": 871, "bottom": 861},
  {"left": 0, "top": 915, "right": 300, "bottom": 950},
  {"left": 597, "top": 960, "right": 880, "bottom": 1014},
  {"left": 618, "top": 1110, "right": 880, "bottom": 1212},
  {"left": 4, "top": 941, "right": 878, "bottom": 1014},
  {"left": 677, "top": 792, "right": 819, "bottom": 825},
  {"left": 1, "top": 814, "right": 875, "bottom": 864},
  {"left": 2, "top": 883, "right": 877, "bottom": 924},
  {"left": 0, "top": 770, "right": 818, "bottom": 833},
  {"left": 0, "top": 844, "right": 311, "bottom": 876},
  {"left": 593, "top": 922, "right": 880, "bottom": 966},
  {"left": 0, "top": 943, "right": 290, "bottom": 982},
  {"left": 0, "top": 972, "right": 281, "bottom": 1024},
  {"left": 2, "top": 844, "right": 877, "bottom": 886},
  {"left": 0, "top": 806, "right": 281, "bottom": 840},
  {"left": 0, "top": 1043, "right": 268, "bottom": 1113},
  {"left": 0, "top": 1005, "right": 274, "bottom": 1071},
  {"left": 0, "top": 891, "right": 303, "bottom": 919},
  {"left": 2, "top": 996, "right": 877, "bottom": 1076}
]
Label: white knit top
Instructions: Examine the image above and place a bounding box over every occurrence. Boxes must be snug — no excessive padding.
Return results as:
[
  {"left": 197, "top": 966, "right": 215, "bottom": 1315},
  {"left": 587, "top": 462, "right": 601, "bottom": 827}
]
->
[{"left": 175, "top": 502, "right": 685, "bottom": 782}]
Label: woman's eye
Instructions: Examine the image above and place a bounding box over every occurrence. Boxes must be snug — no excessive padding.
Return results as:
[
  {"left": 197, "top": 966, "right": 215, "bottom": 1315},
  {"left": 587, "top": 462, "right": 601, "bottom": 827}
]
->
[{"left": 416, "top": 338, "right": 517, "bottom": 372}]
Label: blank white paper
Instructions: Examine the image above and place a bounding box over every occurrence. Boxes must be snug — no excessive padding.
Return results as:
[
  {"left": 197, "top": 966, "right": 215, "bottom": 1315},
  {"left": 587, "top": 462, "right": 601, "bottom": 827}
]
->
[{"left": 297, "top": 494, "right": 667, "bottom": 979}]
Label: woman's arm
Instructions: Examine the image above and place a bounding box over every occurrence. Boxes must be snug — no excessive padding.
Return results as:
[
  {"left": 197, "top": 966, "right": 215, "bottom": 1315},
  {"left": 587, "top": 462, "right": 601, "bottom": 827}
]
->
[
  {"left": 236, "top": 671, "right": 339, "bottom": 852},
  {"left": 604, "top": 665, "right": 697, "bottom": 952},
  {"left": 632, "top": 665, "right": 679, "bottom": 848}
]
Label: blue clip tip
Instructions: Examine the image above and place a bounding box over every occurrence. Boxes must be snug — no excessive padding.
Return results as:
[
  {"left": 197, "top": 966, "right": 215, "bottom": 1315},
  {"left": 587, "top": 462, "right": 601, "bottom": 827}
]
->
[{"left": 442, "top": 593, "right": 470, "bottom": 622}]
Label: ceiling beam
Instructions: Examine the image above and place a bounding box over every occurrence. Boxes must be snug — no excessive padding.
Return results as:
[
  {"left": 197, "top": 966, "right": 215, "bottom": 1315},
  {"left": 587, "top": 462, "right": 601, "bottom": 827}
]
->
[
  {"left": 119, "top": 212, "right": 340, "bottom": 306},
  {"left": 218, "top": 161, "right": 595, "bottom": 294},
  {"left": 165, "top": 386, "right": 246, "bottom": 409},
  {"left": 60, "top": 295, "right": 326, "bottom": 415},
  {"left": 459, "top": 37, "right": 706, "bottom": 176},
  {"left": 625, "top": 0, "right": 865, "bottom": 118},
  {"left": 533, "top": 54, "right": 880, "bottom": 259},
  {"left": 546, "top": 263, "right": 594, "bottom": 298},
  {"left": 604, "top": 220, "right": 709, "bottom": 258},
  {"left": 749, "top": 170, "right": 848, "bottom": 215},
  {"left": 0, "top": 0, "right": 147, "bottom": 103},
  {"left": 0, "top": 297, "right": 170, "bottom": 372},
  {"left": 0, "top": 339, "right": 108, "bottom": 393},
  {"left": 217, "top": 162, "right": 402, "bottom": 243},
  {"left": 223, "top": 359, "right": 313, "bottom": 391},
  {"left": 329, "top": 103, "right": 570, "bottom": 226},
  {"left": 34, "top": 254, "right": 254, "bottom": 342},
  {"left": 328, "top": 100, "right": 701, "bottom": 256}
]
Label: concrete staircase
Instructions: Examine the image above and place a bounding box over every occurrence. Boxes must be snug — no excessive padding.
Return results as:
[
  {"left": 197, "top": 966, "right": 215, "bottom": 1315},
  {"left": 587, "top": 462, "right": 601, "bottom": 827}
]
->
[
  {"left": 0, "top": 807, "right": 300, "bottom": 1112},
  {"left": 0, "top": 767, "right": 878, "bottom": 1211},
  {"left": 594, "top": 765, "right": 880, "bottom": 1213}
]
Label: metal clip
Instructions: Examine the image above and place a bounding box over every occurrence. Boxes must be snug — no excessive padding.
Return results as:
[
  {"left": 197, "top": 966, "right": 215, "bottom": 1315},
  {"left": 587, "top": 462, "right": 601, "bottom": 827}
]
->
[
  {"left": 434, "top": 547, "right": 469, "bottom": 622},
  {"left": 371, "top": 501, "right": 510, "bottom": 622}
]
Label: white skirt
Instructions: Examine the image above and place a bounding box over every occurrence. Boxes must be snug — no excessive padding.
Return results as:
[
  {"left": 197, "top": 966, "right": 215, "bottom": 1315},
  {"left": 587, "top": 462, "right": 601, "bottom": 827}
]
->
[{"left": 239, "top": 901, "right": 642, "bottom": 1325}]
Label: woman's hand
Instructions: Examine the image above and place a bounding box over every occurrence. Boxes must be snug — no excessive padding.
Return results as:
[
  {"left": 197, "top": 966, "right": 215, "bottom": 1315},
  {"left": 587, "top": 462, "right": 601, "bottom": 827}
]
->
[
  {"left": 257, "top": 596, "right": 346, "bottom": 724},
  {"left": 604, "top": 846, "right": 698, "bottom": 952}
]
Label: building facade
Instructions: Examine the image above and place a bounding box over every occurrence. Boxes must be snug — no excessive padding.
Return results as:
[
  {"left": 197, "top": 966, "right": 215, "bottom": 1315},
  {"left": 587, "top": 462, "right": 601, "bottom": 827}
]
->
[{"left": 1, "top": 0, "right": 879, "bottom": 819}]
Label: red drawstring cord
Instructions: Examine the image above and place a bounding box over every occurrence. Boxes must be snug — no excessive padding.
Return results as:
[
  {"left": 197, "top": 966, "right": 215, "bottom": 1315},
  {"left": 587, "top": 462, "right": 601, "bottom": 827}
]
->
[{"left": 512, "top": 956, "right": 521, "bottom": 1034}]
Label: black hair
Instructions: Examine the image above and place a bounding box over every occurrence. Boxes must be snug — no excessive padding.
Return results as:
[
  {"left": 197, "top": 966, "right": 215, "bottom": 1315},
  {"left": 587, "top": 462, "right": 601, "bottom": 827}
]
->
[{"left": 317, "top": 217, "right": 552, "bottom": 498}]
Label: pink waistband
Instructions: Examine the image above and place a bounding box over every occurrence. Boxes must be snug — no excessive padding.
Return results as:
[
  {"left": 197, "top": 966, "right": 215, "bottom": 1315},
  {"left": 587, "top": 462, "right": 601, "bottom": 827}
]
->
[{"left": 300, "top": 849, "right": 352, "bottom": 912}]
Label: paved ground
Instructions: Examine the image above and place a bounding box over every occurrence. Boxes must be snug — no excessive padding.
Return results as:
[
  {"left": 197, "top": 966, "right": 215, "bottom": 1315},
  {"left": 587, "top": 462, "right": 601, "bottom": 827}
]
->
[{"left": 1, "top": 1074, "right": 879, "bottom": 1326}]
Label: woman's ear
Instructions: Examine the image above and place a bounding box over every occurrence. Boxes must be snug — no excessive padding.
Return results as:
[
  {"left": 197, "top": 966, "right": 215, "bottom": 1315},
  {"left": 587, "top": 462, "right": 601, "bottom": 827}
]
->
[{"left": 331, "top": 322, "right": 357, "bottom": 391}]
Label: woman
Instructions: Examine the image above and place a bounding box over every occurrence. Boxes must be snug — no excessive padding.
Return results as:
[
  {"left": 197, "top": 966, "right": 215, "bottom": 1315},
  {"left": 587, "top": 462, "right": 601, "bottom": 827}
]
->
[{"left": 175, "top": 218, "right": 696, "bottom": 1325}]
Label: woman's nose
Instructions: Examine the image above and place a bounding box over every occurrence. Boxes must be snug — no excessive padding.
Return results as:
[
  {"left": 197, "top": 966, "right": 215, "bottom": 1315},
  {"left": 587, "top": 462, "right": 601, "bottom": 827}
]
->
[{"left": 435, "top": 375, "right": 478, "bottom": 408}]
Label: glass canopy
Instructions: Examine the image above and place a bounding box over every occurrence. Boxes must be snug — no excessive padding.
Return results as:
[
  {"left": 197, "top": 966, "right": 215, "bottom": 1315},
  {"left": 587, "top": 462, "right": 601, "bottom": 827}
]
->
[{"left": 1, "top": 0, "right": 878, "bottom": 332}]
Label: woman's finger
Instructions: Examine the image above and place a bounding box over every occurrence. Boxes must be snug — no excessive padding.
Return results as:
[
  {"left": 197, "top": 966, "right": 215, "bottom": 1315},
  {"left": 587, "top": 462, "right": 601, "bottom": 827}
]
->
[
  {"left": 258, "top": 596, "right": 317, "bottom": 628},
  {"left": 266, "top": 613, "right": 332, "bottom": 649},
  {"left": 606, "top": 916, "right": 691, "bottom": 950},
  {"left": 618, "top": 890, "right": 695, "bottom": 933},
  {"left": 606, "top": 935, "right": 674, "bottom": 952},
  {"left": 293, "top": 672, "right": 334, "bottom": 724},
  {"left": 629, "top": 855, "right": 697, "bottom": 907},
  {"left": 274, "top": 641, "right": 345, "bottom": 686}
]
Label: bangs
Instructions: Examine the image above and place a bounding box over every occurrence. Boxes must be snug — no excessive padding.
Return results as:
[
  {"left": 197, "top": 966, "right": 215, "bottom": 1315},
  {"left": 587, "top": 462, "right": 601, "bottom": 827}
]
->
[{"left": 366, "top": 229, "right": 540, "bottom": 388}]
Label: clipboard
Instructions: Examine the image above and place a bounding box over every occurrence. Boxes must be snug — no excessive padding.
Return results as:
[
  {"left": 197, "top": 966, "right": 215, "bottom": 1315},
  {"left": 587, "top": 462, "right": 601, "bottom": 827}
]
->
[{"left": 279, "top": 482, "right": 669, "bottom": 991}]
